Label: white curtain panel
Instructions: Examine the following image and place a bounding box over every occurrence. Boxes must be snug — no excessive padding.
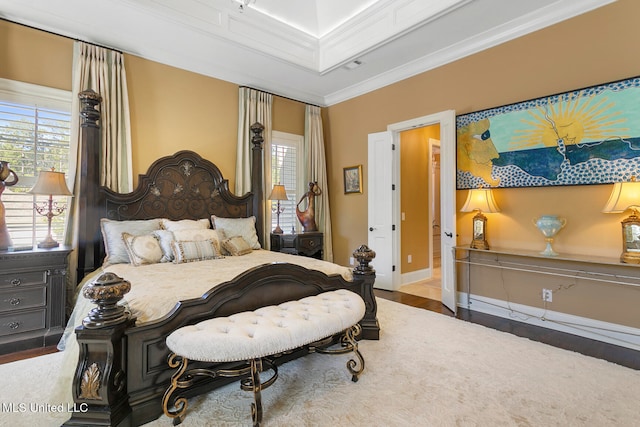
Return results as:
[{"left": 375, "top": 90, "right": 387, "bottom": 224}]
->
[
  {"left": 66, "top": 41, "right": 133, "bottom": 296},
  {"left": 236, "top": 87, "right": 272, "bottom": 245},
  {"left": 70, "top": 42, "right": 132, "bottom": 193},
  {"left": 304, "top": 105, "right": 334, "bottom": 262}
]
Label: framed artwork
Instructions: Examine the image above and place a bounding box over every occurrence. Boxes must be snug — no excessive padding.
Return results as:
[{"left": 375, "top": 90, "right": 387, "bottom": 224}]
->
[
  {"left": 343, "top": 165, "right": 362, "bottom": 194},
  {"left": 457, "top": 76, "right": 640, "bottom": 189}
]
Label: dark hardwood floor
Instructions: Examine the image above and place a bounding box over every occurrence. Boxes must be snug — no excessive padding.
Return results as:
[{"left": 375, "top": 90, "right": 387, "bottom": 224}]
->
[
  {"left": 375, "top": 289, "right": 640, "bottom": 371},
  {"left": 2, "top": 290, "right": 638, "bottom": 371}
]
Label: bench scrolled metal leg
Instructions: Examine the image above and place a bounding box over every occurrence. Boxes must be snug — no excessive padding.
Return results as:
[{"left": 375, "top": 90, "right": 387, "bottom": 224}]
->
[
  {"left": 313, "top": 324, "right": 366, "bottom": 382},
  {"left": 162, "top": 353, "right": 190, "bottom": 425}
]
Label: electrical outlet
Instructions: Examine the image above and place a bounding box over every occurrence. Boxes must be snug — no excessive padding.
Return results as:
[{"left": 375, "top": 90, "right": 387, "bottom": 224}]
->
[
  {"left": 349, "top": 257, "right": 354, "bottom": 266},
  {"left": 542, "top": 288, "right": 553, "bottom": 302},
  {"left": 407, "top": 254, "right": 412, "bottom": 263}
]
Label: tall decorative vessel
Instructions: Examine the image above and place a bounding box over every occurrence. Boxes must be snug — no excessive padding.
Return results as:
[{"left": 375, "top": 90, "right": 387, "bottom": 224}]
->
[
  {"left": 534, "top": 215, "right": 566, "bottom": 256},
  {"left": 0, "top": 161, "right": 19, "bottom": 250}
]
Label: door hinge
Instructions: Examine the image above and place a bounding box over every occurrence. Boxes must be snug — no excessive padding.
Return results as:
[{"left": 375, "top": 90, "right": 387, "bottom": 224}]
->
[
  {"left": 392, "top": 224, "right": 396, "bottom": 231},
  {"left": 392, "top": 143, "right": 396, "bottom": 150},
  {"left": 392, "top": 265, "right": 396, "bottom": 272},
  {"left": 392, "top": 184, "right": 395, "bottom": 190}
]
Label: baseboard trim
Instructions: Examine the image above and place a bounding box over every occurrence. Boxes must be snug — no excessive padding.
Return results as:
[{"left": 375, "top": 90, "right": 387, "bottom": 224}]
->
[
  {"left": 401, "top": 268, "right": 430, "bottom": 285},
  {"left": 460, "top": 293, "right": 640, "bottom": 352}
]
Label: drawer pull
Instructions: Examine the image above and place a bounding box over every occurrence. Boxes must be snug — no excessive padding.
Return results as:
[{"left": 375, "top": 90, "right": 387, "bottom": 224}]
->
[
  {"left": 9, "top": 298, "right": 21, "bottom": 306},
  {"left": 8, "top": 322, "right": 20, "bottom": 330},
  {"left": 10, "top": 278, "right": 21, "bottom": 287}
]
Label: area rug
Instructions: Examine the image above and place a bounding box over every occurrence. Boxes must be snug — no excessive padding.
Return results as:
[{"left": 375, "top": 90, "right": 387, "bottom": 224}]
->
[{"left": 1, "top": 298, "right": 639, "bottom": 426}]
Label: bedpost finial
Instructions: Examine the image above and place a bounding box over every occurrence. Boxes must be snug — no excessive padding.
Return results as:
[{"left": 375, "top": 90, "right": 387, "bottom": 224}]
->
[
  {"left": 250, "top": 122, "right": 264, "bottom": 148},
  {"left": 82, "top": 272, "right": 132, "bottom": 328},
  {"left": 353, "top": 244, "right": 376, "bottom": 275},
  {"left": 79, "top": 90, "right": 102, "bottom": 128}
]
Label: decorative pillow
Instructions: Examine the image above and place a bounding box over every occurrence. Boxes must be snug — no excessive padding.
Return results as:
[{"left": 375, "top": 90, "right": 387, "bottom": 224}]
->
[
  {"left": 221, "top": 236, "right": 253, "bottom": 256},
  {"left": 211, "top": 215, "right": 260, "bottom": 249},
  {"left": 173, "top": 229, "right": 223, "bottom": 254},
  {"left": 161, "top": 218, "right": 210, "bottom": 231},
  {"left": 101, "top": 218, "right": 162, "bottom": 265},
  {"left": 171, "top": 239, "right": 222, "bottom": 264},
  {"left": 122, "top": 233, "right": 163, "bottom": 266},
  {"left": 153, "top": 230, "right": 176, "bottom": 263}
]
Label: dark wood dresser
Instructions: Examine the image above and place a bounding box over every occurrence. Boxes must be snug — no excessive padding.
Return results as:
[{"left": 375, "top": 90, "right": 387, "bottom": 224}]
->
[
  {"left": 270, "top": 232, "right": 323, "bottom": 259},
  {"left": 0, "top": 246, "right": 71, "bottom": 355}
]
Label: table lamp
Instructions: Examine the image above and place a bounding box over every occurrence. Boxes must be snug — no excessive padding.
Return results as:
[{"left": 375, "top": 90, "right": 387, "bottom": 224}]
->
[
  {"left": 28, "top": 168, "right": 72, "bottom": 248},
  {"left": 603, "top": 176, "right": 640, "bottom": 263},
  {"left": 460, "top": 187, "right": 500, "bottom": 250},
  {"left": 268, "top": 184, "right": 288, "bottom": 234}
]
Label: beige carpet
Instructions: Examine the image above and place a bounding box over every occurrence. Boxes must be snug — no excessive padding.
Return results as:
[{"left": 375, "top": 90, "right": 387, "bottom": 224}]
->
[{"left": 2, "top": 298, "right": 639, "bottom": 426}]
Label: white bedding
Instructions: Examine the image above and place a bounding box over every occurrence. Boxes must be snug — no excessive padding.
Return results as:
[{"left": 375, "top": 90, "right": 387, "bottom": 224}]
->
[
  {"left": 60, "top": 249, "right": 352, "bottom": 349},
  {"left": 51, "top": 250, "right": 354, "bottom": 406}
]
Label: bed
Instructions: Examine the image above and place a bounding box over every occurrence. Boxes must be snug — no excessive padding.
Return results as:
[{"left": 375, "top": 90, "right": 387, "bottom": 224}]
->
[{"left": 63, "top": 90, "right": 379, "bottom": 426}]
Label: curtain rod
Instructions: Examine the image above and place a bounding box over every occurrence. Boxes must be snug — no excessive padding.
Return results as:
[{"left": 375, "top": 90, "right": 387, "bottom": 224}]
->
[
  {"left": 240, "top": 86, "right": 321, "bottom": 109},
  {"left": 2, "top": 18, "right": 124, "bottom": 54}
]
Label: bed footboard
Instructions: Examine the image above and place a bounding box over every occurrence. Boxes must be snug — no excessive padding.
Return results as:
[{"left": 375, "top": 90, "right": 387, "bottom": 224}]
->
[{"left": 64, "top": 247, "right": 378, "bottom": 427}]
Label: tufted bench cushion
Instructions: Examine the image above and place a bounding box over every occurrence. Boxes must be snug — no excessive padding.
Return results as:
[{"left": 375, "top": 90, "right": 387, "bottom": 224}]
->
[{"left": 166, "top": 289, "right": 365, "bottom": 363}]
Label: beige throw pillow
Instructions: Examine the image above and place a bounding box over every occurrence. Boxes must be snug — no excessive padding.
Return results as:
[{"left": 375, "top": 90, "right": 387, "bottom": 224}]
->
[
  {"left": 221, "top": 236, "right": 253, "bottom": 256},
  {"left": 122, "top": 232, "right": 164, "bottom": 266}
]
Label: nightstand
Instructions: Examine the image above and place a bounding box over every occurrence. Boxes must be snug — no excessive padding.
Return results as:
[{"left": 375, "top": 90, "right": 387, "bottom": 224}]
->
[
  {"left": 270, "top": 232, "right": 323, "bottom": 259},
  {"left": 0, "top": 246, "right": 71, "bottom": 355}
]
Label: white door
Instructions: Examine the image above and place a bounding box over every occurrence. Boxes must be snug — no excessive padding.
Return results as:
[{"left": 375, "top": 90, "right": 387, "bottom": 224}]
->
[
  {"left": 437, "top": 111, "right": 457, "bottom": 313},
  {"left": 374, "top": 111, "right": 457, "bottom": 312},
  {"left": 367, "top": 131, "right": 396, "bottom": 290}
]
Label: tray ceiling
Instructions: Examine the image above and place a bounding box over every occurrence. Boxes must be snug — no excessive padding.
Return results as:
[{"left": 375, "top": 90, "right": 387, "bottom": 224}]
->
[{"left": 0, "top": 0, "right": 615, "bottom": 105}]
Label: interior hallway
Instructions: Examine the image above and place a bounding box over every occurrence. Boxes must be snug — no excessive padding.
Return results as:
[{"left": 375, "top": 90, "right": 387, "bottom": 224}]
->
[{"left": 398, "top": 256, "right": 441, "bottom": 301}]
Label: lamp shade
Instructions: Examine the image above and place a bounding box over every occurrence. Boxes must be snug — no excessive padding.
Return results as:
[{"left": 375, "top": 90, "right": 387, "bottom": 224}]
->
[
  {"left": 28, "top": 170, "right": 72, "bottom": 196},
  {"left": 460, "top": 188, "right": 500, "bottom": 213},
  {"left": 603, "top": 179, "right": 640, "bottom": 213},
  {"left": 268, "top": 184, "right": 288, "bottom": 201}
]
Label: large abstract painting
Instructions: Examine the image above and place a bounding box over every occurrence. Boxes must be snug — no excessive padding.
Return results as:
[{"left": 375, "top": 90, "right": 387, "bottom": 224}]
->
[{"left": 456, "top": 76, "right": 640, "bottom": 189}]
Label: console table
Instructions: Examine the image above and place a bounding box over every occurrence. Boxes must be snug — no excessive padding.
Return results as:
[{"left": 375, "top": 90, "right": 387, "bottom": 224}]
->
[{"left": 454, "top": 245, "right": 640, "bottom": 308}]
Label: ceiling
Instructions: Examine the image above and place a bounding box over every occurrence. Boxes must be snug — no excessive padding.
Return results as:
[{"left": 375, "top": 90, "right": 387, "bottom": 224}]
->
[{"left": 0, "top": 0, "right": 615, "bottom": 106}]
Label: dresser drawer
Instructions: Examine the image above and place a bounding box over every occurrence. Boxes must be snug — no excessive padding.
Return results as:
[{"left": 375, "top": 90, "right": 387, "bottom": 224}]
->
[
  {"left": 0, "top": 270, "right": 47, "bottom": 289},
  {"left": 0, "top": 288, "right": 47, "bottom": 313},
  {"left": 297, "top": 234, "right": 321, "bottom": 252},
  {"left": 0, "top": 309, "right": 46, "bottom": 337}
]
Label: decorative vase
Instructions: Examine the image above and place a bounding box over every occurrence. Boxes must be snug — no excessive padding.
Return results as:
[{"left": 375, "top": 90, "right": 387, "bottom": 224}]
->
[
  {"left": 533, "top": 215, "right": 566, "bottom": 256},
  {"left": 0, "top": 161, "right": 19, "bottom": 250}
]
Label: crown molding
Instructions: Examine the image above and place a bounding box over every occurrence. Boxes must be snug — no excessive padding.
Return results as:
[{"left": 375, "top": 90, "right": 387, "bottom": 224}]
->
[{"left": 323, "top": 0, "right": 617, "bottom": 106}]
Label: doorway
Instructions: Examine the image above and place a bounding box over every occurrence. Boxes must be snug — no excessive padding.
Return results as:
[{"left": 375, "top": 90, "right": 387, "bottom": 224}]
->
[
  {"left": 397, "top": 127, "right": 442, "bottom": 301},
  {"left": 368, "top": 110, "right": 457, "bottom": 313}
]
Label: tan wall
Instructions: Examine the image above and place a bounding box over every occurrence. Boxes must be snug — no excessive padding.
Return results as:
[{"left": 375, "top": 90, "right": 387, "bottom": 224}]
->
[
  {"left": 0, "top": 20, "right": 73, "bottom": 90},
  {"left": 325, "top": 0, "right": 640, "bottom": 327},
  {"left": 400, "top": 125, "right": 439, "bottom": 273},
  {"left": 1, "top": 20, "right": 306, "bottom": 192},
  {"left": 326, "top": 0, "right": 640, "bottom": 265}
]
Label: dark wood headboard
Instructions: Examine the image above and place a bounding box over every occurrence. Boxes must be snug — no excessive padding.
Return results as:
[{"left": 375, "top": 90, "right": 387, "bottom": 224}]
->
[{"left": 75, "top": 90, "right": 265, "bottom": 283}]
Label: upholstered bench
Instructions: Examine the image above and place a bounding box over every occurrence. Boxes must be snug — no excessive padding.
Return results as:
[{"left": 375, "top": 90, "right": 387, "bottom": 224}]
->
[{"left": 161, "top": 289, "right": 366, "bottom": 426}]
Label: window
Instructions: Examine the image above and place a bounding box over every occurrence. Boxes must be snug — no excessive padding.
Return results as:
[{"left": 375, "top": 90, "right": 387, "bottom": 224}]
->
[
  {"left": 267, "top": 131, "right": 304, "bottom": 234},
  {"left": 0, "top": 79, "right": 72, "bottom": 249}
]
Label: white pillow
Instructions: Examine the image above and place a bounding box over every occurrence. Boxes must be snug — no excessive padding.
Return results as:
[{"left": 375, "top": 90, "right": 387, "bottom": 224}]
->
[
  {"left": 161, "top": 218, "right": 211, "bottom": 231},
  {"left": 211, "top": 215, "right": 260, "bottom": 249},
  {"left": 101, "top": 218, "right": 162, "bottom": 265},
  {"left": 122, "top": 233, "right": 163, "bottom": 266},
  {"left": 153, "top": 230, "right": 176, "bottom": 263},
  {"left": 171, "top": 239, "right": 222, "bottom": 264},
  {"left": 154, "top": 229, "right": 224, "bottom": 262}
]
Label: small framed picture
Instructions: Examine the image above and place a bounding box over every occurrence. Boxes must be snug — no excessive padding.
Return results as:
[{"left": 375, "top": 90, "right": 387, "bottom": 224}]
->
[{"left": 343, "top": 165, "right": 362, "bottom": 194}]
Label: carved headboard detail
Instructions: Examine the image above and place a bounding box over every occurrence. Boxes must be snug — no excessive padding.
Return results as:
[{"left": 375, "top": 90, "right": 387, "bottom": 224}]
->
[{"left": 102, "top": 150, "right": 253, "bottom": 221}]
